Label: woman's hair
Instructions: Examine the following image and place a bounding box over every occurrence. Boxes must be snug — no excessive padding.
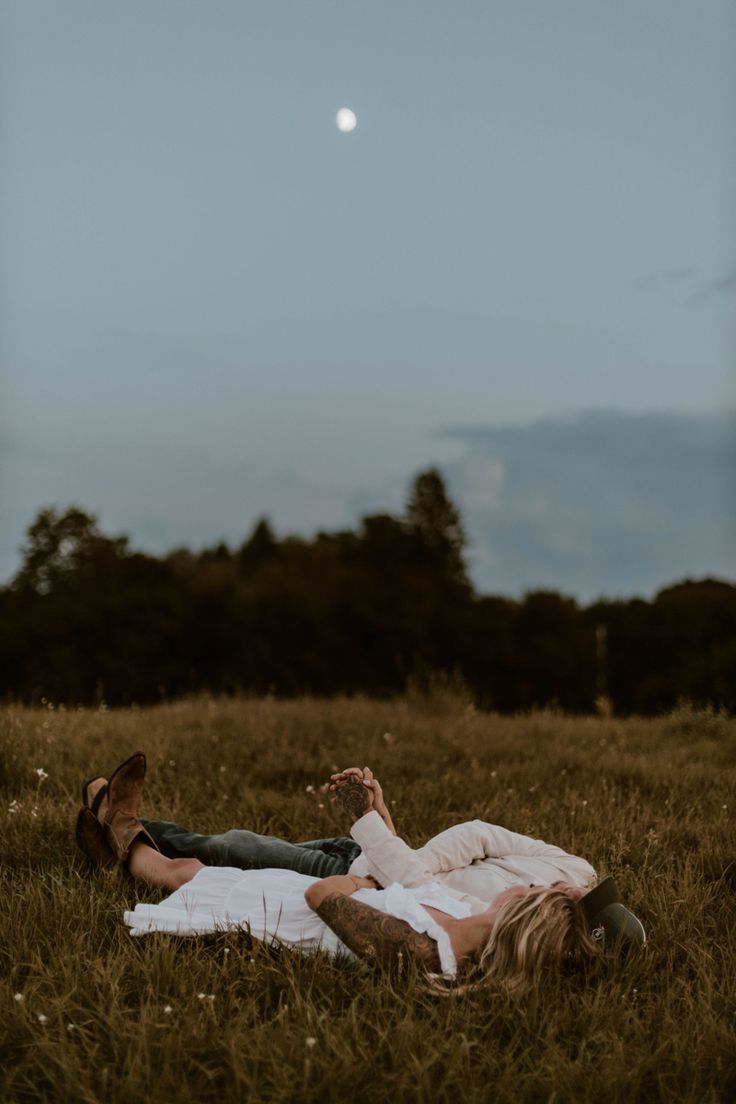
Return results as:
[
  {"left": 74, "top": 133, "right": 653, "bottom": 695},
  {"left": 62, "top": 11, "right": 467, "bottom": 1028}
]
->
[{"left": 475, "top": 886, "right": 600, "bottom": 996}]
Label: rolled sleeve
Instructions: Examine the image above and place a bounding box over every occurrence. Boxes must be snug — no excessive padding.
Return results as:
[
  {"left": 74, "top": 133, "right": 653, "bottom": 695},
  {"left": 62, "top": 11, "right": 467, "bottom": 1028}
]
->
[{"left": 348, "top": 812, "right": 434, "bottom": 888}]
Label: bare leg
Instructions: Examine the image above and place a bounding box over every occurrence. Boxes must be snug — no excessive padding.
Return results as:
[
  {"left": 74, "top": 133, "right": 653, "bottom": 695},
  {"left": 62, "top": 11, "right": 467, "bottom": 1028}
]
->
[
  {"left": 127, "top": 839, "right": 204, "bottom": 890},
  {"left": 86, "top": 776, "right": 203, "bottom": 889}
]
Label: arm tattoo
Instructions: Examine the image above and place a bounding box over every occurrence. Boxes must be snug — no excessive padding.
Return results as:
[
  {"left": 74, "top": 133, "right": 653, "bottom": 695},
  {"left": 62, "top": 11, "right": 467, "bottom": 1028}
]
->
[
  {"left": 334, "top": 779, "right": 372, "bottom": 820},
  {"left": 316, "top": 893, "right": 442, "bottom": 974}
]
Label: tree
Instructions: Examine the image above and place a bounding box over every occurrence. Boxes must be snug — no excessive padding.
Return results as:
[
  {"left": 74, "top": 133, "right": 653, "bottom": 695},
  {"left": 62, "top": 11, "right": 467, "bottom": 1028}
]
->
[
  {"left": 238, "top": 517, "right": 277, "bottom": 572},
  {"left": 12, "top": 506, "right": 127, "bottom": 595},
  {"left": 405, "top": 468, "right": 468, "bottom": 585}
]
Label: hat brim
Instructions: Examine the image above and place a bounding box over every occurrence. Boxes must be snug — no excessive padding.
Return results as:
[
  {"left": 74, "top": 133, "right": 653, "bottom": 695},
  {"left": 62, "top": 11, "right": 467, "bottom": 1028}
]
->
[{"left": 581, "top": 876, "right": 646, "bottom": 946}]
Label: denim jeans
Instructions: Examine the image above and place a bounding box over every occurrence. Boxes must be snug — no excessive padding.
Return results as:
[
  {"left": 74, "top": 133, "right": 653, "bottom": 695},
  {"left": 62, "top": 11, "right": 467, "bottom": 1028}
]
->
[{"left": 140, "top": 818, "right": 362, "bottom": 879}]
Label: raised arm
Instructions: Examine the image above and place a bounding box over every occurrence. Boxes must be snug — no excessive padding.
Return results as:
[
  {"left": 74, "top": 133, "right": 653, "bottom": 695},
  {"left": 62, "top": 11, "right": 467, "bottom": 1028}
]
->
[
  {"left": 304, "top": 879, "right": 441, "bottom": 973},
  {"left": 416, "top": 820, "right": 597, "bottom": 885},
  {"left": 328, "top": 771, "right": 436, "bottom": 887}
]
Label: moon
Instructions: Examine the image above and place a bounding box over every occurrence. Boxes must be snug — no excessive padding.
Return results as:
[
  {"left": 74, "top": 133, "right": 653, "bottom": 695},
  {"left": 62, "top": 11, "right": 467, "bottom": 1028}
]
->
[{"left": 336, "top": 107, "right": 357, "bottom": 133}]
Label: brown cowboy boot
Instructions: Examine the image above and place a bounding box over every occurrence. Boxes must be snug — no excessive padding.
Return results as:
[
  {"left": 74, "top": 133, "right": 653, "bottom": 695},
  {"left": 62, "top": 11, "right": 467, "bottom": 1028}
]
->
[
  {"left": 103, "top": 752, "right": 159, "bottom": 864},
  {"left": 75, "top": 806, "right": 117, "bottom": 869}
]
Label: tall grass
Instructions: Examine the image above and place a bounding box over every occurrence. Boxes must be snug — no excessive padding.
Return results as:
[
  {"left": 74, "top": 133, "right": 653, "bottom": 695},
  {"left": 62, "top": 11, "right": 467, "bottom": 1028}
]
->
[{"left": 1, "top": 696, "right": 734, "bottom": 1102}]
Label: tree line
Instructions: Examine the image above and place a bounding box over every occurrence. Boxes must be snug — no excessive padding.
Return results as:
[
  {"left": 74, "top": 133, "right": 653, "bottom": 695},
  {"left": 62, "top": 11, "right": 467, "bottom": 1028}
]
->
[{"left": 0, "top": 470, "right": 733, "bottom": 714}]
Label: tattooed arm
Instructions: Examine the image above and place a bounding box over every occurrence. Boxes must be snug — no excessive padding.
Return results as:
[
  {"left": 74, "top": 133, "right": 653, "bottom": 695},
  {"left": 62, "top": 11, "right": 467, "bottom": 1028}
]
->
[{"left": 305, "top": 882, "right": 441, "bottom": 973}]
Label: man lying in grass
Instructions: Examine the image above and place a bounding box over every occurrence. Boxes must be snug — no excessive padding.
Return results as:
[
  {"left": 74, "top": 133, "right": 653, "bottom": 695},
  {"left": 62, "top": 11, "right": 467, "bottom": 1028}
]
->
[{"left": 76, "top": 754, "right": 645, "bottom": 994}]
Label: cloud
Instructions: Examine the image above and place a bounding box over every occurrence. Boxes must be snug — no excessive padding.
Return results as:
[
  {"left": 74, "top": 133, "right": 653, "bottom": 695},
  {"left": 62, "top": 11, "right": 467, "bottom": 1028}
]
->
[
  {"left": 633, "top": 267, "right": 695, "bottom": 292},
  {"left": 633, "top": 266, "right": 736, "bottom": 305},
  {"left": 436, "top": 410, "right": 735, "bottom": 600},
  {"left": 706, "top": 269, "right": 736, "bottom": 295}
]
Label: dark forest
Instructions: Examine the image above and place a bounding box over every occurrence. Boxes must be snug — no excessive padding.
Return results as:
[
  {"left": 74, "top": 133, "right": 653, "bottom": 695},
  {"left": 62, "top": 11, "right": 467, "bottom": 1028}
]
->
[{"left": 1, "top": 470, "right": 733, "bottom": 714}]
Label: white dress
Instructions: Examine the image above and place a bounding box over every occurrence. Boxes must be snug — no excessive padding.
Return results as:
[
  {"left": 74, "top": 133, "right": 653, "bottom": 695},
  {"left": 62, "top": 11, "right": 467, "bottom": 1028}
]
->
[{"left": 124, "top": 867, "right": 470, "bottom": 979}]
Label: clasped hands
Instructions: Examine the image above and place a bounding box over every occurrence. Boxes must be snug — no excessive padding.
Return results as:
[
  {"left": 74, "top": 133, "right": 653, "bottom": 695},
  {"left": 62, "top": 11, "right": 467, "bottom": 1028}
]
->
[{"left": 328, "top": 766, "right": 396, "bottom": 835}]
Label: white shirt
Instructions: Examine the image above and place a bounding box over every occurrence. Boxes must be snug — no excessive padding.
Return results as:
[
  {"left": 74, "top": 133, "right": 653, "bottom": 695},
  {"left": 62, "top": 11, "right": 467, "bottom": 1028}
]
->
[{"left": 348, "top": 812, "right": 596, "bottom": 915}]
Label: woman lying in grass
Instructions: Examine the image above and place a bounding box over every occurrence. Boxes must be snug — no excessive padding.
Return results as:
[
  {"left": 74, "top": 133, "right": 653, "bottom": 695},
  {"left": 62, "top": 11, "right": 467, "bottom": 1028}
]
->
[{"left": 77, "top": 754, "right": 641, "bottom": 995}]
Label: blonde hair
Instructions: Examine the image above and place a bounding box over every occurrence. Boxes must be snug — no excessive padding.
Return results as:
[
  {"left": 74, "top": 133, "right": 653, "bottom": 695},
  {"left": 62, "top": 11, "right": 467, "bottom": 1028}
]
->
[{"left": 475, "top": 886, "right": 600, "bottom": 997}]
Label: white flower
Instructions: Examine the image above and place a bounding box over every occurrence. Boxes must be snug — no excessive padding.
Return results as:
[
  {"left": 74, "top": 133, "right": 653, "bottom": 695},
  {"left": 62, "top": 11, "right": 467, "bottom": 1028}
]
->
[
  {"left": 305, "top": 785, "right": 315, "bottom": 794},
  {"left": 197, "top": 992, "right": 207, "bottom": 1000},
  {"left": 305, "top": 1036, "right": 317, "bottom": 1049},
  {"left": 35, "top": 768, "right": 48, "bottom": 781},
  {"left": 223, "top": 948, "right": 230, "bottom": 956},
  {"left": 13, "top": 992, "right": 24, "bottom": 1002},
  {"left": 163, "top": 1005, "right": 173, "bottom": 1014},
  {"left": 37, "top": 1014, "right": 48, "bottom": 1025},
  {"left": 67, "top": 1023, "right": 76, "bottom": 1034}
]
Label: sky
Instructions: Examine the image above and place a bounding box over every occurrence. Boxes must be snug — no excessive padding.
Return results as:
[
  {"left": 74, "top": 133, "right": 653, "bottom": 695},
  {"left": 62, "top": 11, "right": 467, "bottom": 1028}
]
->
[{"left": 1, "top": 0, "right": 734, "bottom": 600}]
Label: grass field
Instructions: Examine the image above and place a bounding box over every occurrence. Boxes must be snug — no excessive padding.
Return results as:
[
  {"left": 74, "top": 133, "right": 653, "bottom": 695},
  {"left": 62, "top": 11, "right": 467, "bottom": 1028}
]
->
[{"left": 1, "top": 695, "right": 735, "bottom": 1103}]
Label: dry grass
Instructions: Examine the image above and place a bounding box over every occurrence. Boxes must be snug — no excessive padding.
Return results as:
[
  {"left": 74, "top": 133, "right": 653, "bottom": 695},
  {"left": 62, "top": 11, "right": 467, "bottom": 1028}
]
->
[{"left": 1, "top": 695, "right": 735, "bottom": 1103}]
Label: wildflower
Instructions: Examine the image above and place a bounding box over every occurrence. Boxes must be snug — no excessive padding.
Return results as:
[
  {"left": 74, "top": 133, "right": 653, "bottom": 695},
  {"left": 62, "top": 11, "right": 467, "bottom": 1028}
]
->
[
  {"left": 581, "top": 800, "right": 588, "bottom": 806},
  {"left": 163, "top": 1005, "right": 173, "bottom": 1015},
  {"left": 168, "top": 760, "right": 175, "bottom": 767},
  {"left": 306, "top": 1037, "right": 317, "bottom": 1049},
  {"left": 490, "top": 771, "right": 497, "bottom": 778},
  {"left": 35, "top": 768, "right": 48, "bottom": 781},
  {"left": 318, "top": 803, "right": 324, "bottom": 809},
  {"left": 305, "top": 785, "right": 315, "bottom": 794},
  {"left": 37, "top": 1014, "right": 48, "bottom": 1025},
  {"left": 67, "top": 1023, "right": 76, "bottom": 1034},
  {"left": 219, "top": 765, "right": 226, "bottom": 773},
  {"left": 13, "top": 992, "right": 24, "bottom": 1002},
  {"left": 197, "top": 992, "right": 207, "bottom": 1000},
  {"left": 8, "top": 800, "right": 20, "bottom": 815}
]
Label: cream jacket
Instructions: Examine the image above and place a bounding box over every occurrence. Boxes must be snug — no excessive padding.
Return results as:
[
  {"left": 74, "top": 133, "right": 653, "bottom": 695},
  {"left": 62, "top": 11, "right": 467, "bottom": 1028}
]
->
[{"left": 348, "top": 812, "right": 596, "bottom": 915}]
